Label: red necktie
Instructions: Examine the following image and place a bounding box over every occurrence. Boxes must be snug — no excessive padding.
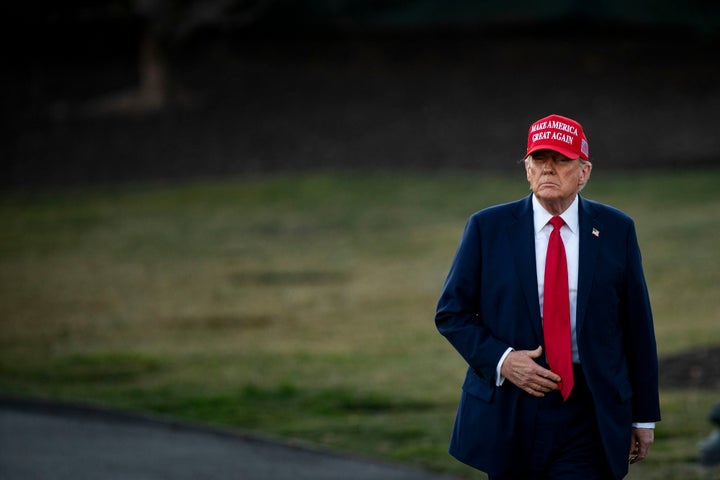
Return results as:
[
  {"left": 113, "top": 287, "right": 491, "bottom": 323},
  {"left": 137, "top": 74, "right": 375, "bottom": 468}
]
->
[{"left": 543, "top": 216, "right": 574, "bottom": 401}]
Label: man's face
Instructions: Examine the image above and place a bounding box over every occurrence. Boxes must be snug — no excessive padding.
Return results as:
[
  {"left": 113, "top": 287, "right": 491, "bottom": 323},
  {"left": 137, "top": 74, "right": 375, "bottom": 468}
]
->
[{"left": 525, "top": 150, "right": 591, "bottom": 204}]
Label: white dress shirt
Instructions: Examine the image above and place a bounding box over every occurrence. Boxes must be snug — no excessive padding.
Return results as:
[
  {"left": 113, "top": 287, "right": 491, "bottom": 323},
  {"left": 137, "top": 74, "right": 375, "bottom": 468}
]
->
[
  {"left": 495, "top": 194, "right": 579, "bottom": 383},
  {"left": 532, "top": 194, "right": 581, "bottom": 364}
]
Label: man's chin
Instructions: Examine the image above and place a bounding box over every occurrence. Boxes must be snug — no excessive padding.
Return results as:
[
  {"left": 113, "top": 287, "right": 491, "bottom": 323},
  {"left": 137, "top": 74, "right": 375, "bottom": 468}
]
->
[{"left": 535, "top": 188, "right": 560, "bottom": 199}]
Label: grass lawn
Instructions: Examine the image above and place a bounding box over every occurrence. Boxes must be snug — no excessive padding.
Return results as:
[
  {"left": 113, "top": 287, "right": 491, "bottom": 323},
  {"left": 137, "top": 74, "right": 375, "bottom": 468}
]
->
[{"left": 1, "top": 170, "right": 719, "bottom": 479}]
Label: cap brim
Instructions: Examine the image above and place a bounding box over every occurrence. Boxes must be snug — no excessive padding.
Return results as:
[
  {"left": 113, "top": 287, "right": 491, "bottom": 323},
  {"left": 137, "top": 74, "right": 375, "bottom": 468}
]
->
[{"left": 527, "top": 144, "right": 581, "bottom": 160}]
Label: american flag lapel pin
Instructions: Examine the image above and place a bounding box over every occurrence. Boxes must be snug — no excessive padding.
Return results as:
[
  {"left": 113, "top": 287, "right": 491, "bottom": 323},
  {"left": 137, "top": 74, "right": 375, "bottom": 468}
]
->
[{"left": 592, "top": 228, "right": 600, "bottom": 237}]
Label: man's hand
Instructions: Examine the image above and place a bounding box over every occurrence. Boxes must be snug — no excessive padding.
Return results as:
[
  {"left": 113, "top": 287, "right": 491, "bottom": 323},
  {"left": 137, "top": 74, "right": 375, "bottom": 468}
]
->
[
  {"left": 629, "top": 427, "right": 654, "bottom": 464},
  {"left": 500, "top": 346, "right": 561, "bottom": 397}
]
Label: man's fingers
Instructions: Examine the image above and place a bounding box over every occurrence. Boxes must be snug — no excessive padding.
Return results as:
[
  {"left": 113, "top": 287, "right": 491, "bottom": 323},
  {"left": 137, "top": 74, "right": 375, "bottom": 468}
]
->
[
  {"left": 501, "top": 348, "right": 562, "bottom": 394},
  {"left": 531, "top": 375, "right": 560, "bottom": 392},
  {"left": 541, "top": 370, "right": 562, "bottom": 384},
  {"left": 524, "top": 348, "right": 562, "bottom": 383},
  {"left": 515, "top": 373, "right": 560, "bottom": 395},
  {"left": 524, "top": 386, "right": 545, "bottom": 397},
  {"left": 636, "top": 439, "right": 651, "bottom": 461},
  {"left": 519, "top": 348, "right": 562, "bottom": 383},
  {"left": 629, "top": 428, "right": 653, "bottom": 464},
  {"left": 531, "top": 367, "right": 561, "bottom": 385}
]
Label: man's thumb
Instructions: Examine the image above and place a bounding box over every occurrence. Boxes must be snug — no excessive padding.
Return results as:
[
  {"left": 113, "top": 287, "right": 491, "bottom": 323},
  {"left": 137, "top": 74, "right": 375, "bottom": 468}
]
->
[{"left": 528, "top": 346, "right": 543, "bottom": 358}]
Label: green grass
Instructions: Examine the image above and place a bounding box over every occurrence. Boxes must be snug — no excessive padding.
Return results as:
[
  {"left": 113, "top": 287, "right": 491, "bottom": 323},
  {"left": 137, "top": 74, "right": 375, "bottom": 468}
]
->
[{"left": 1, "top": 170, "right": 719, "bottom": 479}]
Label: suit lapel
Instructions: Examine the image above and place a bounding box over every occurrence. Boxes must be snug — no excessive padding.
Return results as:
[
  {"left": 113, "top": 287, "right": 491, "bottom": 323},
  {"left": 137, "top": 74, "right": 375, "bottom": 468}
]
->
[
  {"left": 576, "top": 196, "right": 602, "bottom": 338},
  {"left": 507, "top": 195, "right": 543, "bottom": 343}
]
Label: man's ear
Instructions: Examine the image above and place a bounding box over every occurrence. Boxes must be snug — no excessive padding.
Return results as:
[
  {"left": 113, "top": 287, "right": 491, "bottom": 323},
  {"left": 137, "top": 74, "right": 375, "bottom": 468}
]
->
[{"left": 579, "top": 163, "right": 592, "bottom": 185}]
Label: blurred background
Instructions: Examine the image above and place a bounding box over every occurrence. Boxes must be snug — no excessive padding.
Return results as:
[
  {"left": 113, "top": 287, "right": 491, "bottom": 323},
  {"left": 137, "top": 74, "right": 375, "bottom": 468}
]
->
[
  {"left": 3, "top": 0, "right": 720, "bottom": 187},
  {"left": 2, "top": 1, "right": 720, "bottom": 479}
]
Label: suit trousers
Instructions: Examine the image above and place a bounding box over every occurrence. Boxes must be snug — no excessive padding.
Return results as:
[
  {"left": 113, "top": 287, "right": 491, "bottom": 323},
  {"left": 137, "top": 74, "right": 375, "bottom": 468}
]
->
[{"left": 490, "top": 365, "right": 616, "bottom": 480}]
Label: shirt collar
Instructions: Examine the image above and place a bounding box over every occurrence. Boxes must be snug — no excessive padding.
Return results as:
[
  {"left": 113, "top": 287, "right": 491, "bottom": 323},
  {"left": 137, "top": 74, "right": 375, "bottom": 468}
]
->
[{"left": 532, "top": 194, "right": 579, "bottom": 234}]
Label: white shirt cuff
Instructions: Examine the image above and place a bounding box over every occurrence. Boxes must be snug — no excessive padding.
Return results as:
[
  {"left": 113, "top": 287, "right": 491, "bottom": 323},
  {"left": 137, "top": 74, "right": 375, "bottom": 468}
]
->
[
  {"left": 632, "top": 422, "right": 656, "bottom": 429},
  {"left": 495, "top": 347, "right": 514, "bottom": 386}
]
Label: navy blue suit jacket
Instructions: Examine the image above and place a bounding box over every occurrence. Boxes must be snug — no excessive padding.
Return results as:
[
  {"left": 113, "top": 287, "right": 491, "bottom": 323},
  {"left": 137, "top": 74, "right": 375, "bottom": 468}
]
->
[{"left": 435, "top": 194, "right": 660, "bottom": 479}]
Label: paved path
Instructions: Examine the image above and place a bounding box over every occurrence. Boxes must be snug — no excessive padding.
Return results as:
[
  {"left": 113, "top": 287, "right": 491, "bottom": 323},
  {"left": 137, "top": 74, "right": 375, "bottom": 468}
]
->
[{"left": 0, "top": 398, "right": 461, "bottom": 480}]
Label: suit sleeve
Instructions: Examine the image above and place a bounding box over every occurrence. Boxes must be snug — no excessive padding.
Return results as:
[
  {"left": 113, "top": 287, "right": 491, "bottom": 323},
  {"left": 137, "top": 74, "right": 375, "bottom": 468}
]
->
[
  {"left": 435, "top": 215, "right": 511, "bottom": 383},
  {"left": 622, "top": 221, "right": 661, "bottom": 423}
]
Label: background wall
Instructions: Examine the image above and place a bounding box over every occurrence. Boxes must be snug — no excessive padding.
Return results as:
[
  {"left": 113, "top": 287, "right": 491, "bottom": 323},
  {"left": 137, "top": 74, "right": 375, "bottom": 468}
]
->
[{"left": 3, "top": 0, "right": 720, "bottom": 187}]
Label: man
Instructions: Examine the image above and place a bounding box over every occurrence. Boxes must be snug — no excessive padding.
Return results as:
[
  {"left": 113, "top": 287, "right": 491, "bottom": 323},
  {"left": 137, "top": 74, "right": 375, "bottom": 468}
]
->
[{"left": 435, "top": 114, "right": 660, "bottom": 479}]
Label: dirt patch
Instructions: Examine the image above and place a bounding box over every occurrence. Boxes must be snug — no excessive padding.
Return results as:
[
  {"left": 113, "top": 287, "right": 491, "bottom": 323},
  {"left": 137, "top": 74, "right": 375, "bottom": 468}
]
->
[{"left": 659, "top": 346, "right": 720, "bottom": 390}]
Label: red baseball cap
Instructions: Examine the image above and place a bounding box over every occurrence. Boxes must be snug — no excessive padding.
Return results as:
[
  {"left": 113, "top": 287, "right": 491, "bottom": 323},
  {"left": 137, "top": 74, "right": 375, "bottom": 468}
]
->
[{"left": 526, "top": 114, "right": 589, "bottom": 161}]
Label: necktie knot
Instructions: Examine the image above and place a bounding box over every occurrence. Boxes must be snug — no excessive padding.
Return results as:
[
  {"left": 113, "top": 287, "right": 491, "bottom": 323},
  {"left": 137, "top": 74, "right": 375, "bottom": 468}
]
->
[{"left": 550, "top": 216, "right": 565, "bottom": 230}]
